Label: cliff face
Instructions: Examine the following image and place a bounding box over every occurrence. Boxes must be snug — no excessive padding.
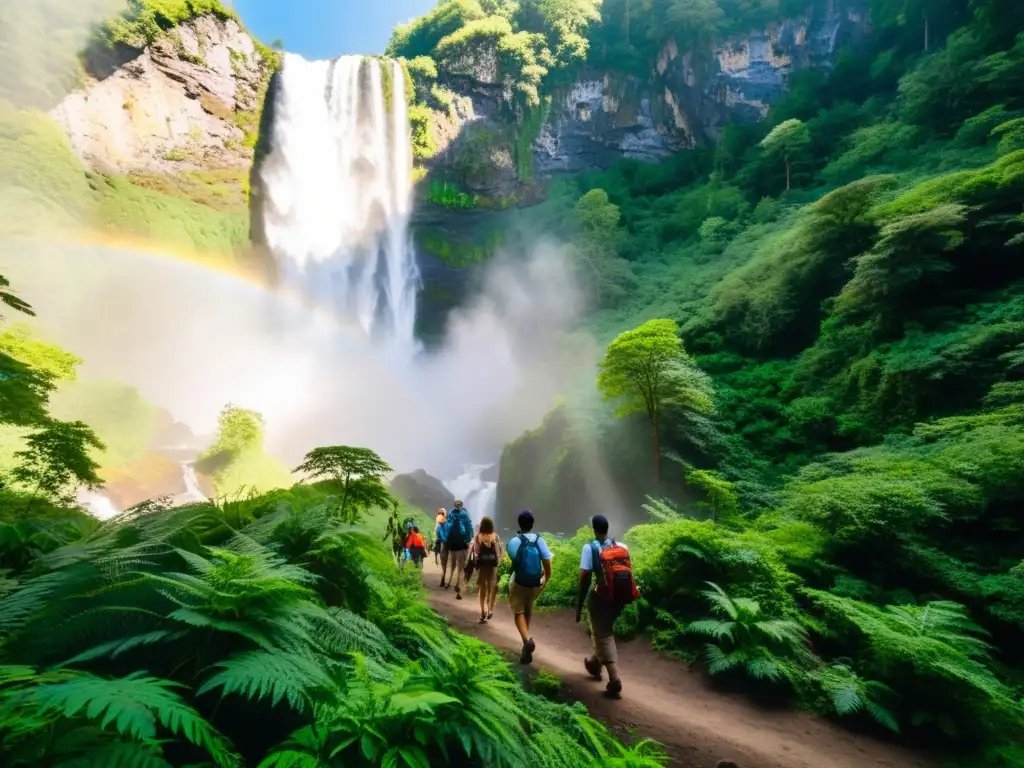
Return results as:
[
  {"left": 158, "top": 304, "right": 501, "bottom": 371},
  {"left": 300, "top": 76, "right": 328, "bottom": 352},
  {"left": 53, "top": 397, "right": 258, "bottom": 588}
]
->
[
  {"left": 51, "top": 15, "right": 271, "bottom": 176},
  {"left": 423, "top": 0, "right": 868, "bottom": 183}
]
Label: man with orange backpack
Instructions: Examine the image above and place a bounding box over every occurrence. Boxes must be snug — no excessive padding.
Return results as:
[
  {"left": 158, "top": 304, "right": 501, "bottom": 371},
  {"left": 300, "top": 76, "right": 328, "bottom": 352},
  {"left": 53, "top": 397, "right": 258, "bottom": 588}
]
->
[{"left": 575, "top": 514, "right": 640, "bottom": 699}]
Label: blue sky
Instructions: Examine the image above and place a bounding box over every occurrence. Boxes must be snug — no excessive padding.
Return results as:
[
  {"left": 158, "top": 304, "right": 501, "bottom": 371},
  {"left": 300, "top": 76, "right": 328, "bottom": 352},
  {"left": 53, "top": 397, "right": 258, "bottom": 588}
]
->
[{"left": 232, "top": 0, "right": 436, "bottom": 60}]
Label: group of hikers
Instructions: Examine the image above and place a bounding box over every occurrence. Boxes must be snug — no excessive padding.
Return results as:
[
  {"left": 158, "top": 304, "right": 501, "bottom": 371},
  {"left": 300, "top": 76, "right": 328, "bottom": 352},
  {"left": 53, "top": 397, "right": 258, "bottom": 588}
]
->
[{"left": 429, "top": 501, "right": 639, "bottom": 699}]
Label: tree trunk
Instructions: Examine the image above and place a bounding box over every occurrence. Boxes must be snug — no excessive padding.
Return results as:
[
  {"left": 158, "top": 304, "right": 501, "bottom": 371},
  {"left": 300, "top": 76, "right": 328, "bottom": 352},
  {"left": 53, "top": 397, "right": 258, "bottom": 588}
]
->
[
  {"left": 651, "top": 415, "right": 661, "bottom": 487},
  {"left": 625, "top": 0, "right": 631, "bottom": 45},
  {"left": 785, "top": 155, "right": 791, "bottom": 191},
  {"left": 923, "top": 11, "right": 929, "bottom": 51}
]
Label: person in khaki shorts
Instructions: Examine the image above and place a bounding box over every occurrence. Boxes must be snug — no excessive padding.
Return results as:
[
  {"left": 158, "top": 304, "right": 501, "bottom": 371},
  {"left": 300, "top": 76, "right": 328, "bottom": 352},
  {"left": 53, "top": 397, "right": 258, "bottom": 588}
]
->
[{"left": 505, "top": 510, "right": 551, "bottom": 664}]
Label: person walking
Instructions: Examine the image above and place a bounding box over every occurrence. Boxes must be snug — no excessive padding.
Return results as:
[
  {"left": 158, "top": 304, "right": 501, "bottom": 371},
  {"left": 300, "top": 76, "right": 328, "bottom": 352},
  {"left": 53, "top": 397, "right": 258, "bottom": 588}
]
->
[
  {"left": 505, "top": 510, "right": 551, "bottom": 664},
  {"left": 440, "top": 500, "right": 473, "bottom": 597},
  {"left": 575, "top": 514, "right": 640, "bottom": 699},
  {"left": 433, "top": 508, "right": 446, "bottom": 566},
  {"left": 405, "top": 526, "right": 427, "bottom": 569},
  {"left": 470, "top": 516, "right": 503, "bottom": 623}
]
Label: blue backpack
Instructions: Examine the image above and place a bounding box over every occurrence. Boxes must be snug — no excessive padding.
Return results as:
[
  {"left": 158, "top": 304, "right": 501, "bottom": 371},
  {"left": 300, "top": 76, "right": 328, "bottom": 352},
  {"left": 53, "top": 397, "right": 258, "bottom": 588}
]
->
[
  {"left": 512, "top": 534, "right": 543, "bottom": 588},
  {"left": 446, "top": 510, "right": 472, "bottom": 550}
]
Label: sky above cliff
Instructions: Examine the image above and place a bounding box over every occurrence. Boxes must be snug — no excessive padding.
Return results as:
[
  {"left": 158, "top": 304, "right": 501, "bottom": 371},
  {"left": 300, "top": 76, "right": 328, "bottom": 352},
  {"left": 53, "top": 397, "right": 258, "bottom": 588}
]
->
[{"left": 232, "top": 0, "right": 434, "bottom": 59}]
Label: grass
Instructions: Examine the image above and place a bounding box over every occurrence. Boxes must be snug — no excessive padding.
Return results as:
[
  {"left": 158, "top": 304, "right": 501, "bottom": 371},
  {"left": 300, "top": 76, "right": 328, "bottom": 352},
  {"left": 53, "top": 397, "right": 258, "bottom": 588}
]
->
[{"left": 0, "top": 103, "right": 249, "bottom": 266}]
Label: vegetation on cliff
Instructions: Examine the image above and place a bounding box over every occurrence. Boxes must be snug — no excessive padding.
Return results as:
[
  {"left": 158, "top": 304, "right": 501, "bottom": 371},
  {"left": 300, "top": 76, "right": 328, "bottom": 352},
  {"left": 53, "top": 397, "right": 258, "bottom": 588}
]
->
[
  {"left": 497, "top": 0, "right": 1024, "bottom": 763},
  {"left": 0, "top": 0, "right": 278, "bottom": 266}
]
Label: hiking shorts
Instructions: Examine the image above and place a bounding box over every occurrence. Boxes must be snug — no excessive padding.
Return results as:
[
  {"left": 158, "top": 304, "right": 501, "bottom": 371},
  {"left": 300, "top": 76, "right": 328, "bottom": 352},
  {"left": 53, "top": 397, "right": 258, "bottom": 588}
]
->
[
  {"left": 508, "top": 579, "right": 542, "bottom": 615},
  {"left": 587, "top": 592, "right": 624, "bottom": 665}
]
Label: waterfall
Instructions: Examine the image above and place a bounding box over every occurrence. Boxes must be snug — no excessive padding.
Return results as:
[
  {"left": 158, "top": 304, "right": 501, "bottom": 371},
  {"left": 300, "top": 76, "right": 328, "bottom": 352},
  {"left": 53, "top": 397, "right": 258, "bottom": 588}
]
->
[
  {"left": 446, "top": 464, "right": 498, "bottom": 527},
  {"left": 180, "top": 463, "right": 206, "bottom": 503},
  {"left": 260, "top": 54, "right": 419, "bottom": 348}
]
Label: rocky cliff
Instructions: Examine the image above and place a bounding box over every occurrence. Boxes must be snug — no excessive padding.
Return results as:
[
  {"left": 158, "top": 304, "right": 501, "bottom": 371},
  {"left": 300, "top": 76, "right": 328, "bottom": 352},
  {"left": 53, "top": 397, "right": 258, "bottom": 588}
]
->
[
  {"left": 420, "top": 0, "right": 868, "bottom": 188},
  {"left": 52, "top": 15, "right": 273, "bottom": 176}
]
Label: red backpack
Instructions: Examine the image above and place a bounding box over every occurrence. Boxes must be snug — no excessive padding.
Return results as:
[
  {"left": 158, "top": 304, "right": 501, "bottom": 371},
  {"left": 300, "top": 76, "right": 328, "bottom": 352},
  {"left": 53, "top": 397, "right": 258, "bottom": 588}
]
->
[{"left": 591, "top": 540, "right": 640, "bottom": 605}]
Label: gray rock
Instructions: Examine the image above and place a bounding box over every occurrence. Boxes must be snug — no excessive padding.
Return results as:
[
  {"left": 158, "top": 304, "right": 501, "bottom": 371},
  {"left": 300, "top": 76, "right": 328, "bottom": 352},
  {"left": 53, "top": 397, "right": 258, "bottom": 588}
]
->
[
  {"left": 390, "top": 470, "right": 453, "bottom": 516},
  {"left": 50, "top": 15, "right": 269, "bottom": 175}
]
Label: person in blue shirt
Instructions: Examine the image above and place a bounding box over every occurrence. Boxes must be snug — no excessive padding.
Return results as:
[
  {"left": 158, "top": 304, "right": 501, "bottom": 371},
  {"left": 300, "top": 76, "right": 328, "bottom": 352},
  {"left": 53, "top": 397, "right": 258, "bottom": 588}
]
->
[{"left": 505, "top": 510, "right": 552, "bottom": 664}]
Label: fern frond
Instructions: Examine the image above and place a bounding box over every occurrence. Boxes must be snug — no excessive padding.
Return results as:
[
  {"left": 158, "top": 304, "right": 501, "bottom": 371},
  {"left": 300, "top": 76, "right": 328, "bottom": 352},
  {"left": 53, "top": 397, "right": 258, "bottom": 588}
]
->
[
  {"left": 60, "top": 630, "right": 188, "bottom": 667},
  {"left": 197, "top": 650, "right": 339, "bottom": 712},
  {"left": 685, "top": 619, "right": 735, "bottom": 641},
  {"left": 745, "top": 657, "right": 786, "bottom": 681},
  {"left": 26, "top": 671, "right": 237, "bottom": 767},
  {"left": 704, "top": 644, "right": 741, "bottom": 675}
]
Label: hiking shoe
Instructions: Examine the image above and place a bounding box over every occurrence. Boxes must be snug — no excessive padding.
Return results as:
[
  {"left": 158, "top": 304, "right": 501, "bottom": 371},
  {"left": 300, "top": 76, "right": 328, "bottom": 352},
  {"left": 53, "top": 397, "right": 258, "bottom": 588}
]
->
[
  {"left": 584, "top": 657, "right": 602, "bottom": 680},
  {"left": 486, "top": 611, "right": 493, "bottom": 620},
  {"left": 520, "top": 637, "right": 536, "bottom": 665},
  {"left": 479, "top": 614, "right": 487, "bottom": 623},
  {"left": 605, "top": 679, "right": 623, "bottom": 699},
  {"left": 440, "top": 580, "right": 447, "bottom": 588}
]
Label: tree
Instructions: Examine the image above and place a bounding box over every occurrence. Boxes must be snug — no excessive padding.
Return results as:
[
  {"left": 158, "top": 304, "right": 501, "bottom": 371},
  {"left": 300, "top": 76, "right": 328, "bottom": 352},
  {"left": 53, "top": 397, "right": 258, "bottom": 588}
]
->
[
  {"left": 293, "top": 446, "right": 395, "bottom": 521},
  {"left": 203, "top": 404, "right": 266, "bottom": 458},
  {"left": 597, "top": 318, "right": 714, "bottom": 485},
  {"left": 12, "top": 419, "right": 104, "bottom": 510},
  {"left": 665, "top": 0, "right": 724, "bottom": 47},
  {"left": 760, "top": 119, "right": 811, "bottom": 191},
  {"left": 573, "top": 189, "right": 636, "bottom": 307},
  {"left": 0, "top": 274, "right": 34, "bottom": 318}
]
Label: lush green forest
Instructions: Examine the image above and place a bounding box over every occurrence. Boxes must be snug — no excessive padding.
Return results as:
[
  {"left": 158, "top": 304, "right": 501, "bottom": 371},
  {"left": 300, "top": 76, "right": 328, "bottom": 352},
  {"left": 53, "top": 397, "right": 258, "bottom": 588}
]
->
[
  {"left": 479, "top": 0, "right": 1024, "bottom": 765},
  {"left": 3, "top": 0, "right": 1024, "bottom": 764}
]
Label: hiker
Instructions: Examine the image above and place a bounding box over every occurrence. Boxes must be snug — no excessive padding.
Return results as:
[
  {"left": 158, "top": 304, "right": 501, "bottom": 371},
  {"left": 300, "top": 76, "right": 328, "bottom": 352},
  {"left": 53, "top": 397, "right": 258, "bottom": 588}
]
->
[
  {"left": 440, "top": 500, "right": 473, "bottom": 598},
  {"left": 575, "top": 514, "right": 640, "bottom": 699},
  {"left": 382, "top": 507, "right": 404, "bottom": 565},
  {"left": 505, "top": 510, "right": 551, "bottom": 664},
  {"left": 433, "top": 508, "right": 447, "bottom": 565},
  {"left": 405, "top": 526, "right": 427, "bottom": 569},
  {"left": 470, "top": 516, "right": 503, "bottom": 623}
]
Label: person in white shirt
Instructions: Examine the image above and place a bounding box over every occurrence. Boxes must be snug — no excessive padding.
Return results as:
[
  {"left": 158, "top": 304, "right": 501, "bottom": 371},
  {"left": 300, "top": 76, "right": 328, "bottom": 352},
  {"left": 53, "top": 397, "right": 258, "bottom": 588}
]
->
[{"left": 576, "top": 514, "right": 630, "bottom": 698}]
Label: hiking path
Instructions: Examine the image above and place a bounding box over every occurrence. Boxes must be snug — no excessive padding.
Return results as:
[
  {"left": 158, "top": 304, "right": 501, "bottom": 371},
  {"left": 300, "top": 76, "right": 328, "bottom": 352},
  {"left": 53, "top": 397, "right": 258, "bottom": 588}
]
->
[{"left": 421, "top": 561, "right": 932, "bottom": 768}]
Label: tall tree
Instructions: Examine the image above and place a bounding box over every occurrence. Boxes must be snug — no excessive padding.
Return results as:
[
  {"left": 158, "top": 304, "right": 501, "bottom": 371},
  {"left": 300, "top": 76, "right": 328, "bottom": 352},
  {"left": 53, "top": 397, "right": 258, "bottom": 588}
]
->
[
  {"left": 760, "top": 118, "right": 811, "bottom": 192},
  {"left": 13, "top": 419, "right": 104, "bottom": 510},
  {"left": 597, "top": 318, "right": 714, "bottom": 485},
  {"left": 293, "top": 446, "right": 395, "bottom": 521},
  {"left": 573, "top": 188, "right": 636, "bottom": 307}
]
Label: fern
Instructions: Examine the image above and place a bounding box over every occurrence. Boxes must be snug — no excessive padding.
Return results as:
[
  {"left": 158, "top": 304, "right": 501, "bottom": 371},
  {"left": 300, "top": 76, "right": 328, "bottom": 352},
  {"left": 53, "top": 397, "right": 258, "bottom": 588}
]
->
[
  {"left": 197, "top": 649, "right": 339, "bottom": 712},
  {"left": 815, "top": 662, "right": 900, "bottom": 732},
  {"left": 4, "top": 669, "right": 238, "bottom": 767},
  {"left": 687, "top": 582, "right": 815, "bottom": 683}
]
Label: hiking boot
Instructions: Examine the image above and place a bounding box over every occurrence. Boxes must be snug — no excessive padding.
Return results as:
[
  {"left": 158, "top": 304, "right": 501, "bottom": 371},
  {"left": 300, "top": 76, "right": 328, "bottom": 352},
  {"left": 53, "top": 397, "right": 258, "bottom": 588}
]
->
[
  {"left": 520, "top": 637, "right": 536, "bottom": 665},
  {"left": 604, "top": 679, "right": 623, "bottom": 699},
  {"left": 584, "top": 657, "right": 602, "bottom": 680},
  {"left": 479, "top": 613, "right": 487, "bottom": 623},
  {"left": 455, "top": 586, "right": 462, "bottom": 600}
]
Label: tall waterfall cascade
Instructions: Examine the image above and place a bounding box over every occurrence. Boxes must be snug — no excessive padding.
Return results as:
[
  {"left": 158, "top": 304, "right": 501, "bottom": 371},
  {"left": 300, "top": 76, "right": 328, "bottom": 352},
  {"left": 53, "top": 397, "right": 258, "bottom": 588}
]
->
[{"left": 260, "top": 54, "right": 419, "bottom": 347}]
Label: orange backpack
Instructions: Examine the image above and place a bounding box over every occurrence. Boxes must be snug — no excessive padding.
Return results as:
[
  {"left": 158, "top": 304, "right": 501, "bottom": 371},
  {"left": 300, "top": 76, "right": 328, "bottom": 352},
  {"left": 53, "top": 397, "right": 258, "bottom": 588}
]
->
[{"left": 591, "top": 540, "right": 640, "bottom": 605}]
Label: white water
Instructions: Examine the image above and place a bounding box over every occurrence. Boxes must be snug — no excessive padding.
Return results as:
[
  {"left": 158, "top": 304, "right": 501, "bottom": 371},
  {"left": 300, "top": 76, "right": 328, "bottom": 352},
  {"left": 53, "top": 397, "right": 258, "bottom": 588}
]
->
[
  {"left": 260, "top": 54, "right": 419, "bottom": 348},
  {"left": 180, "top": 463, "right": 207, "bottom": 503},
  {"left": 76, "top": 461, "right": 207, "bottom": 520},
  {"left": 445, "top": 464, "right": 498, "bottom": 527}
]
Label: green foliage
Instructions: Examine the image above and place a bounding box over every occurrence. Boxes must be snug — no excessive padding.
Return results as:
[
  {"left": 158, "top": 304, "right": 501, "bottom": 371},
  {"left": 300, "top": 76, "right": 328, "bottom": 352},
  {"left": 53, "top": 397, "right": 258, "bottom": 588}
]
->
[
  {"left": 11, "top": 419, "right": 104, "bottom": 506},
  {"left": 99, "top": 0, "right": 240, "bottom": 50},
  {"left": 687, "top": 581, "right": 814, "bottom": 683},
  {"left": 196, "top": 405, "right": 292, "bottom": 497},
  {"left": 807, "top": 591, "right": 1023, "bottom": 739},
  {"left": 597, "top": 318, "right": 714, "bottom": 483},
  {"left": 0, "top": 467, "right": 660, "bottom": 767},
  {"left": 293, "top": 446, "right": 394, "bottom": 522},
  {"left": 814, "top": 662, "right": 901, "bottom": 732}
]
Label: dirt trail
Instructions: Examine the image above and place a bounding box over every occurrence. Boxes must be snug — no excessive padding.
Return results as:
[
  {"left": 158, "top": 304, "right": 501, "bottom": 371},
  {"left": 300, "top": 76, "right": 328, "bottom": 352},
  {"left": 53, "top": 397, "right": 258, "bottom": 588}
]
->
[{"left": 422, "top": 562, "right": 932, "bottom": 768}]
